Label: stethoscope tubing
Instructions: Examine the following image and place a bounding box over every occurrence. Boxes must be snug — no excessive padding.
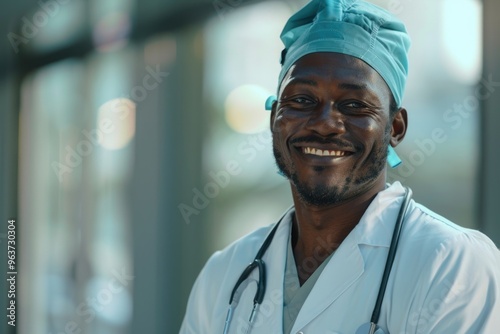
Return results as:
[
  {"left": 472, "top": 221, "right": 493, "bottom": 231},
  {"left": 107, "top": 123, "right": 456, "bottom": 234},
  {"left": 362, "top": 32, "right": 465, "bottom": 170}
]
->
[{"left": 370, "top": 187, "right": 412, "bottom": 326}]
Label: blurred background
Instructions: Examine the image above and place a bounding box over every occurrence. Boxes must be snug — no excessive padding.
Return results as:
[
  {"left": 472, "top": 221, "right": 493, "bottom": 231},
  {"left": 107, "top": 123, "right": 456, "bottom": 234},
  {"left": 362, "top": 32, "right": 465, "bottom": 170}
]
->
[{"left": 0, "top": 0, "right": 499, "bottom": 333}]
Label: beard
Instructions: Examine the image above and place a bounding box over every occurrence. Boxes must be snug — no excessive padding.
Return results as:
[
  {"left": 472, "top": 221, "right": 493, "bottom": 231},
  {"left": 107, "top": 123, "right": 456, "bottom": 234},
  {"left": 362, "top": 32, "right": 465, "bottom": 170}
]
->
[{"left": 273, "top": 134, "right": 390, "bottom": 207}]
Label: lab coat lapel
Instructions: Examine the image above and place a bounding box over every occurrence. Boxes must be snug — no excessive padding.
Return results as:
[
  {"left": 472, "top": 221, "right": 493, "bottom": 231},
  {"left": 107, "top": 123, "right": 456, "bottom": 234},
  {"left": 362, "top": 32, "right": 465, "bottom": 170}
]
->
[
  {"left": 290, "top": 183, "right": 407, "bottom": 332},
  {"left": 291, "top": 229, "right": 365, "bottom": 332}
]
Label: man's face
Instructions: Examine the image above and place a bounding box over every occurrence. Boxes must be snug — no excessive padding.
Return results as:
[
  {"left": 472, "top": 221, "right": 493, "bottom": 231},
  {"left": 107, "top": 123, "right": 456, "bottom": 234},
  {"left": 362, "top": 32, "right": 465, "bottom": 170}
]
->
[{"left": 271, "top": 52, "right": 400, "bottom": 206}]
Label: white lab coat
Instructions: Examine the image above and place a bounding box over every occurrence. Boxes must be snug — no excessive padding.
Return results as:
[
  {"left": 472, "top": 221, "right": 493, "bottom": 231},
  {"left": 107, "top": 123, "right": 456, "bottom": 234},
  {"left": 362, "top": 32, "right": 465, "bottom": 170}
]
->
[{"left": 180, "top": 182, "right": 500, "bottom": 334}]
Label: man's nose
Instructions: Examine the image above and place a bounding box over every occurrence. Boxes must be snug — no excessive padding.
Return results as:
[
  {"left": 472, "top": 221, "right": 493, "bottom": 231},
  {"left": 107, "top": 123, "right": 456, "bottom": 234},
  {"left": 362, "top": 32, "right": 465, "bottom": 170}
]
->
[{"left": 305, "top": 102, "right": 346, "bottom": 136}]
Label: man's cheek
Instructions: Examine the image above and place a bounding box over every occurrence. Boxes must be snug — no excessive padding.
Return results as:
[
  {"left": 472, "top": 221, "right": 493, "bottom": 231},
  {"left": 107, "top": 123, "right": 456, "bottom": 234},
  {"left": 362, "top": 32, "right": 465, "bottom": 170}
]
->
[
  {"left": 272, "top": 136, "right": 292, "bottom": 172},
  {"left": 275, "top": 136, "right": 291, "bottom": 159}
]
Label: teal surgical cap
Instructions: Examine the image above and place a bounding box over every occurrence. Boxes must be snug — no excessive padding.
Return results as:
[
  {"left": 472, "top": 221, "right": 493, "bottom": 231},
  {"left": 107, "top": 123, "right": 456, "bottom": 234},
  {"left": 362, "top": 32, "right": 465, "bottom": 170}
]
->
[{"left": 278, "top": 0, "right": 411, "bottom": 107}]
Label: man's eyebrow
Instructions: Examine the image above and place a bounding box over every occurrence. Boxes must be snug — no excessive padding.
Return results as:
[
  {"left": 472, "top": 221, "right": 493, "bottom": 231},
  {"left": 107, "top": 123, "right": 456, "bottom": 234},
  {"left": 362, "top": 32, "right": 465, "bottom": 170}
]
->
[
  {"left": 338, "top": 82, "right": 369, "bottom": 90},
  {"left": 288, "top": 78, "right": 318, "bottom": 86},
  {"left": 288, "top": 79, "right": 371, "bottom": 91}
]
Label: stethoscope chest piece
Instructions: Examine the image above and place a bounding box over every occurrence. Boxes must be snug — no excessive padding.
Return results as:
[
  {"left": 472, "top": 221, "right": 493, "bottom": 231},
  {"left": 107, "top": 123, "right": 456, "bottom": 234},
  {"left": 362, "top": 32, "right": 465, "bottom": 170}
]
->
[{"left": 355, "top": 322, "right": 387, "bottom": 334}]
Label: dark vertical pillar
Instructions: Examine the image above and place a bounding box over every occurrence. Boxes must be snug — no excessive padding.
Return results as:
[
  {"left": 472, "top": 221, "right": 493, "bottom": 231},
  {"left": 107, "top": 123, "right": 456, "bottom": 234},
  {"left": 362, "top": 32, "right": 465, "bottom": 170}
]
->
[
  {"left": 480, "top": 0, "right": 500, "bottom": 245},
  {"left": 0, "top": 76, "right": 19, "bottom": 334}
]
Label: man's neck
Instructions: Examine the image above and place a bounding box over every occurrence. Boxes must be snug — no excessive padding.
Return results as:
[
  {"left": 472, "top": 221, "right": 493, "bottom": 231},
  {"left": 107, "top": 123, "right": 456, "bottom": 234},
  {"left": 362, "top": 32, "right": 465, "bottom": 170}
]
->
[{"left": 290, "top": 182, "right": 384, "bottom": 285}]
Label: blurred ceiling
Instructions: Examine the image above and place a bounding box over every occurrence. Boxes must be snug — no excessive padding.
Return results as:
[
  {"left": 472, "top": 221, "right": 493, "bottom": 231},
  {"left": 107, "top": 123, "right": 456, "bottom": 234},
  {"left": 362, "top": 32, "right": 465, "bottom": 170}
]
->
[{"left": 0, "top": 0, "right": 252, "bottom": 77}]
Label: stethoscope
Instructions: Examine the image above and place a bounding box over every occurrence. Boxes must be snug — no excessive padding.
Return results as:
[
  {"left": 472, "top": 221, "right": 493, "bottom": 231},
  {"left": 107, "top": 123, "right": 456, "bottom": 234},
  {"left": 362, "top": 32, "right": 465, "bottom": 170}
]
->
[{"left": 222, "top": 187, "right": 412, "bottom": 334}]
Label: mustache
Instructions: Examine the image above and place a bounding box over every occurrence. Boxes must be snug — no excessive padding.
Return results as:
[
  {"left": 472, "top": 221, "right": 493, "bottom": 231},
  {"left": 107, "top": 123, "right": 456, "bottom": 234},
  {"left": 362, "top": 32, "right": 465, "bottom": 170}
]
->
[{"left": 289, "top": 135, "right": 359, "bottom": 151}]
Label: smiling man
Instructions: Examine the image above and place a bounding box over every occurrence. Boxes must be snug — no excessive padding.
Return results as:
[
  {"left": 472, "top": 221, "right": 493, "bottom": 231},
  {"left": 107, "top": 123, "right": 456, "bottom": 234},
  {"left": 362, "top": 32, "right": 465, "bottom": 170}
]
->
[{"left": 180, "top": 0, "right": 500, "bottom": 333}]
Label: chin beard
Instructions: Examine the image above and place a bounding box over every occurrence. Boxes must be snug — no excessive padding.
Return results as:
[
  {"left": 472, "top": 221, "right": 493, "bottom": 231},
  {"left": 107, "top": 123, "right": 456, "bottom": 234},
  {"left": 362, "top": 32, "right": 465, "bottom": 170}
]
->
[
  {"left": 273, "top": 147, "right": 346, "bottom": 206},
  {"left": 292, "top": 174, "right": 346, "bottom": 206},
  {"left": 273, "top": 142, "right": 388, "bottom": 207}
]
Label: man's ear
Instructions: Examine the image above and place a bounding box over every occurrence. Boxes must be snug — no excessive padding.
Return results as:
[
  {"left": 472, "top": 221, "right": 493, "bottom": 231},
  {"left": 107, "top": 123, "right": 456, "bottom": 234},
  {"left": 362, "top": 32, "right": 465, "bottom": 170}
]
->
[{"left": 390, "top": 107, "right": 408, "bottom": 147}]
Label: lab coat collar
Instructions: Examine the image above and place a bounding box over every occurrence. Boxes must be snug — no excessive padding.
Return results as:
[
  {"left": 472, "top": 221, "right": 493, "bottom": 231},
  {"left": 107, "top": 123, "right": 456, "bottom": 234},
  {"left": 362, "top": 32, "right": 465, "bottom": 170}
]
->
[{"left": 352, "top": 181, "right": 408, "bottom": 247}]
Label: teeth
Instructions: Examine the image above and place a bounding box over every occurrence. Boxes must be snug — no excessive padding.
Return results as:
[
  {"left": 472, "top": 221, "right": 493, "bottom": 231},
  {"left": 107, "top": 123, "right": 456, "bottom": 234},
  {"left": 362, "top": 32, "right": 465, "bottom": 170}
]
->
[{"left": 303, "top": 147, "right": 346, "bottom": 157}]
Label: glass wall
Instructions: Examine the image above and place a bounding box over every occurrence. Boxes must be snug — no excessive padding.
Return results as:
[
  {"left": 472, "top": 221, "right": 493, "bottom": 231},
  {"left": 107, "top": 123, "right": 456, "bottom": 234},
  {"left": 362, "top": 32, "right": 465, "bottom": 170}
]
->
[{"left": 18, "top": 49, "right": 137, "bottom": 333}]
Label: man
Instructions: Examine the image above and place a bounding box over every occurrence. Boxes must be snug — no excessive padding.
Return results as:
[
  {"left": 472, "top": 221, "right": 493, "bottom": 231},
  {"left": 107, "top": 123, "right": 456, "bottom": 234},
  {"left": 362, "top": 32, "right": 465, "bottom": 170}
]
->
[{"left": 180, "top": 0, "right": 500, "bottom": 333}]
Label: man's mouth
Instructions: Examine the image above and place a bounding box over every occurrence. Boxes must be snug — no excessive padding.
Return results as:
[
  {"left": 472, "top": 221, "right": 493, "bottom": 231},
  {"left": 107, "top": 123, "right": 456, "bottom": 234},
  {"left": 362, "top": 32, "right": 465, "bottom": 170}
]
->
[{"left": 303, "top": 147, "right": 348, "bottom": 157}]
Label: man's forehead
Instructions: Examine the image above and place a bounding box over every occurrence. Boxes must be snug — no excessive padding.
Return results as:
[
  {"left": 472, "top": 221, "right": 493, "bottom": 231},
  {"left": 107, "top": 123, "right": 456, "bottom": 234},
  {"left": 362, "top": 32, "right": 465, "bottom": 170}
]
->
[
  {"left": 288, "top": 53, "right": 374, "bottom": 76},
  {"left": 280, "top": 53, "right": 387, "bottom": 94}
]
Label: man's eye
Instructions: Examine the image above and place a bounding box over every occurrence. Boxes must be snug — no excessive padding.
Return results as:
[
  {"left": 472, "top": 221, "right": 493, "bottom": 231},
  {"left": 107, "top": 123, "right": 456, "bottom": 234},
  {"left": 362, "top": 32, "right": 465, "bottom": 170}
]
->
[
  {"left": 344, "top": 101, "right": 365, "bottom": 108},
  {"left": 292, "top": 97, "right": 313, "bottom": 104}
]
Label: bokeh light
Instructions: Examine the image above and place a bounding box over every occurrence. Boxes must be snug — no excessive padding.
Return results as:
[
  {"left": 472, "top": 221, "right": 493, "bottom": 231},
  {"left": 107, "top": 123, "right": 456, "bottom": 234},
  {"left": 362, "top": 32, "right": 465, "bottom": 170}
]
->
[
  {"left": 224, "top": 84, "right": 272, "bottom": 134},
  {"left": 97, "top": 98, "right": 136, "bottom": 150}
]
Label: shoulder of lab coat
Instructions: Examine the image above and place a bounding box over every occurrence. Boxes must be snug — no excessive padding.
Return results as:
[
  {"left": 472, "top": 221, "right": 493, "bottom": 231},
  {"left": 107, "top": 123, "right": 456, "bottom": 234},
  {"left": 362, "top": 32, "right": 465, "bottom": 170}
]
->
[
  {"left": 391, "top": 201, "right": 500, "bottom": 334},
  {"left": 179, "top": 222, "right": 277, "bottom": 334}
]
